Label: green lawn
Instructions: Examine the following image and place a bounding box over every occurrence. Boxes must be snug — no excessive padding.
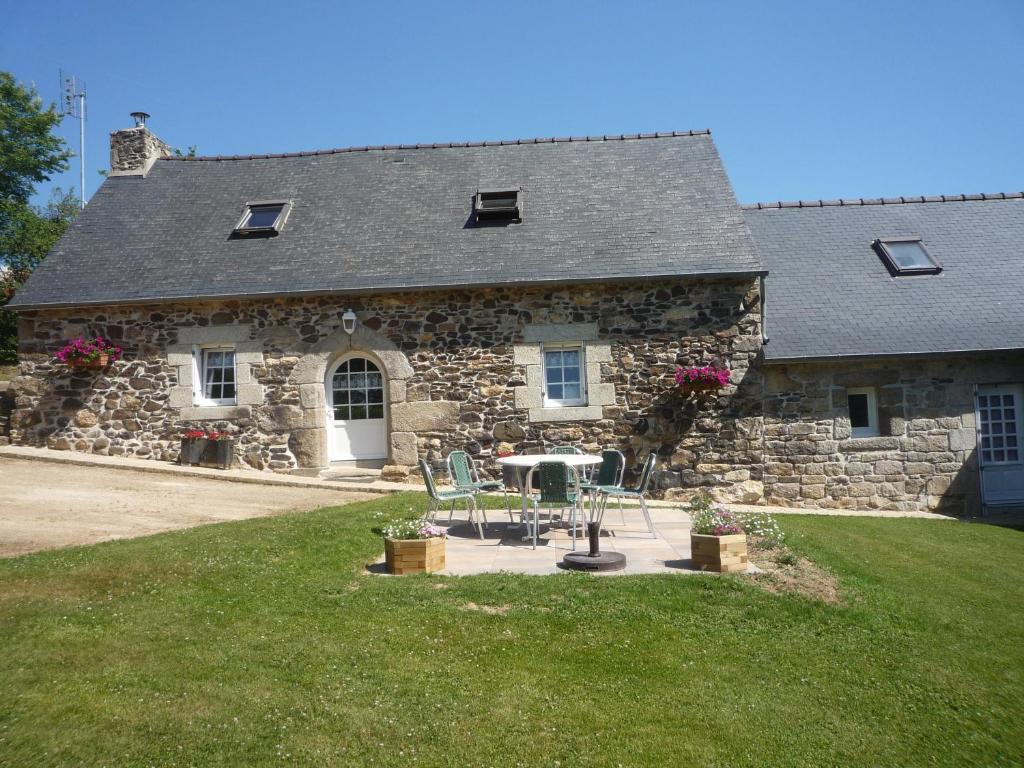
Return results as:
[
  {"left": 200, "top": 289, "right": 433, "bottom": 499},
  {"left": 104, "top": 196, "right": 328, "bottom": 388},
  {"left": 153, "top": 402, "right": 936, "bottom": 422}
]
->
[{"left": 1, "top": 494, "right": 1021, "bottom": 767}]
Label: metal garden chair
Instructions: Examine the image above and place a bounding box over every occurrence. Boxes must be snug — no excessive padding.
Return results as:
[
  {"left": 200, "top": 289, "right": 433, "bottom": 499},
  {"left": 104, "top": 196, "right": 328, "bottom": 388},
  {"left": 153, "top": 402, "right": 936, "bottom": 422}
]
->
[
  {"left": 593, "top": 452, "right": 658, "bottom": 538},
  {"left": 447, "top": 450, "right": 513, "bottom": 521},
  {"left": 420, "top": 458, "right": 486, "bottom": 539},
  {"left": 523, "top": 461, "right": 585, "bottom": 550},
  {"left": 580, "top": 448, "right": 626, "bottom": 519}
]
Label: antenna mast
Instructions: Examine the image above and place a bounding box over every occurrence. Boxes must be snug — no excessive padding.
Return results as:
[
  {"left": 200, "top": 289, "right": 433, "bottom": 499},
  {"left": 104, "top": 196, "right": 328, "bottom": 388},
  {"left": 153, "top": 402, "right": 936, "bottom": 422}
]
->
[{"left": 59, "top": 70, "right": 87, "bottom": 209}]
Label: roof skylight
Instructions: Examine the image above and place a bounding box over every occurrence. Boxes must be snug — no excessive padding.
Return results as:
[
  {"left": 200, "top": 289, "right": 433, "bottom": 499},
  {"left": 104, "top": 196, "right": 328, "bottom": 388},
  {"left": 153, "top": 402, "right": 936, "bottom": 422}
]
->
[
  {"left": 474, "top": 189, "right": 521, "bottom": 223},
  {"left": 873, "top": 238, "right": 941, "bottom": 276},
  {"left": 233, "top": 200, "right": 292, "bottom": 235}
]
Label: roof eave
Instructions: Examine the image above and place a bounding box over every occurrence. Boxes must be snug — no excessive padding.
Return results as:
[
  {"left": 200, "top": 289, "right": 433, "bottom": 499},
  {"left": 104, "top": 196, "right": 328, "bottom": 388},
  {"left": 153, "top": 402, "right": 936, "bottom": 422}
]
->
[
  {"left": 6, "top": 268, "right": 768, "bottom": 312},
  {"left": 763, "top": 346, "right": 1024, "bottom": 365}
]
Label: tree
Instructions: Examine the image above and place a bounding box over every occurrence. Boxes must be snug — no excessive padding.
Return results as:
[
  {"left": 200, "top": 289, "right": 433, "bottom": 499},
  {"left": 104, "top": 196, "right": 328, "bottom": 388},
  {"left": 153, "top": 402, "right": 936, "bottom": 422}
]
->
[
  {"left": 0, "top": 188, "right": 79, "bottom": 362},
  {"left": 0, "top": 72, "right": 71, "bottom": 203}
]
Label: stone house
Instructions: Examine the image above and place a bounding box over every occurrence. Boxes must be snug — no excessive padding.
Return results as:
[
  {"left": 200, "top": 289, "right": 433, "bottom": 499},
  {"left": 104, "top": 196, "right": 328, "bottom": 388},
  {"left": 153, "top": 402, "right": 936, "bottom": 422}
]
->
[
  {"left": 6, "top": 117, "right": 1024, "bottom": 514},
  {"left": 746, "top": 196, "right": 1024, "bottom": 514}
]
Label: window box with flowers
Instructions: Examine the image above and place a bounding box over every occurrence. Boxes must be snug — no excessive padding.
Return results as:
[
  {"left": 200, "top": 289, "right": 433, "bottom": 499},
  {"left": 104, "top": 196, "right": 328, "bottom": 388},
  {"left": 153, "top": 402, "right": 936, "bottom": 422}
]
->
[
  {"left": 382, "top": 519, "right": 447, "bottom": 575},
  {"left": 688, "top": 492, "right": 748, "bottom": 573},
  {"left": 179, "top": 429, "right": 209, "bottom": 466},
  {"left": 207, "top": 431, "right": 236, "bottom": 469},
  {"left": 674, "top": 365, "right": 730, "bottom": 396},
  {"left": 54, "top": 337, "right": 123, "bottom": 369}
]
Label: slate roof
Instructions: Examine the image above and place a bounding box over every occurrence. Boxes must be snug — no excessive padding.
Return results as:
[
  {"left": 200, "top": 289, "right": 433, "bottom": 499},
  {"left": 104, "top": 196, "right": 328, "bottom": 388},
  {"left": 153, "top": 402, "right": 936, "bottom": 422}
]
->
[
  {"left": 8, "top": 131, "right": 764, "bottom": 310},
  {"left": 744, "top": 194, "right": 1024, "bottom": 361}
]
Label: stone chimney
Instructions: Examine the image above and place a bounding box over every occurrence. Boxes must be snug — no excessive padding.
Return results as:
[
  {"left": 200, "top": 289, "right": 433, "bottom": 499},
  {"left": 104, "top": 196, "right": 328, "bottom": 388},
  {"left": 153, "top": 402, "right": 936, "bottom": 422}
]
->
[{"left": 109, "top": 112, "right": 172, "bottom": 176}]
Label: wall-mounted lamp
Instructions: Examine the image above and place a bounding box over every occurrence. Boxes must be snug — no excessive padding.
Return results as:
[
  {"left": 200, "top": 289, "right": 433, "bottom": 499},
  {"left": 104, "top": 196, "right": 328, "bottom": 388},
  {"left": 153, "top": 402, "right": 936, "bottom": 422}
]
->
[{"left": 341, "top": 309, "right": 357, "bottom": 335}]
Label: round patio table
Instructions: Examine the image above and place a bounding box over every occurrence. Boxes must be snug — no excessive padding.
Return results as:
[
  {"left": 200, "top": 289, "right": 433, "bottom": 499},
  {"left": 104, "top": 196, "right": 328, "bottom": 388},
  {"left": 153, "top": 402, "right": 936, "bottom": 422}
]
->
[{"left": 496, "top": 453, "right": 602, "bottom": 534}]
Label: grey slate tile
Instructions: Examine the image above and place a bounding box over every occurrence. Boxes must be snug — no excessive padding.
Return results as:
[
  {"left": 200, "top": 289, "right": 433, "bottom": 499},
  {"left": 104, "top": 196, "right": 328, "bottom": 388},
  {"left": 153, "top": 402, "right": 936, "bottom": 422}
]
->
[{"left": 10, "top": 133, "right": 763, "bottom": 309}]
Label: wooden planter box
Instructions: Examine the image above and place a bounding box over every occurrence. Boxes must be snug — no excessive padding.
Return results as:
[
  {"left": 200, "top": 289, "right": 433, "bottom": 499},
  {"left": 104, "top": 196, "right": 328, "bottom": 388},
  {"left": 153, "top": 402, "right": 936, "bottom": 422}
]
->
[
  {"left": 66, "top": 354, "right": 110, "bottom": 370},
  {"left": 385, "top": 536, "right": 445, "bottom": 575},
  {"left": 691, "top": 532, "right": 748, "bottom": 573}
]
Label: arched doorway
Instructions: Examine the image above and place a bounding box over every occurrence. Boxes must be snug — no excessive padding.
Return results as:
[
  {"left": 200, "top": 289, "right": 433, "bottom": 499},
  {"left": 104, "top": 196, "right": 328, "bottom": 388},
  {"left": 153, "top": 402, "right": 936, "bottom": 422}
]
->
[{"left": 326, "top": 356, "right": 387, "bottom": 461}]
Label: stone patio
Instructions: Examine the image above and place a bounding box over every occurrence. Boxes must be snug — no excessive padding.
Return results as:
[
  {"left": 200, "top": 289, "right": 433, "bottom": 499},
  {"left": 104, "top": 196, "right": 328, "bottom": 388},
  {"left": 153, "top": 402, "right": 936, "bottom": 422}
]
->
[{"left": 428, "top": 502, "right": 719, "bottom": 576}]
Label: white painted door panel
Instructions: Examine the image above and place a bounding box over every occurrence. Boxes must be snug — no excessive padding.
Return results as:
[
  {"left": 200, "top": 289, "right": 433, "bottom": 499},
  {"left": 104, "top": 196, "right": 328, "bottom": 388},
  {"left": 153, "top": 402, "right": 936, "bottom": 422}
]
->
[
  {"left": 978, "top": 385, "right": 1024, "bottom": 506},
  {"left": 327, "top": 357, "right": 387, "bottom": 461}
]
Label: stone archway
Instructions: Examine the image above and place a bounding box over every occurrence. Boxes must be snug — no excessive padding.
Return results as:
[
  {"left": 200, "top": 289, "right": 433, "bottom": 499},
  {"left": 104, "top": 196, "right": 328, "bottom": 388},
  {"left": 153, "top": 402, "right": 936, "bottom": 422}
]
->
[{"left": 288, "top": 323, "right": 415, "bottom": 469}]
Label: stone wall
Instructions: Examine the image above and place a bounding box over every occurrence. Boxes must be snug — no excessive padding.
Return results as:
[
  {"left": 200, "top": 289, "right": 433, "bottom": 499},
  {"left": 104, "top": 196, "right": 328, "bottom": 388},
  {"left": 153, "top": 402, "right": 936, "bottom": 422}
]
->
[
  {"left": 12, "top": 277, "right": 764, "bottom": 498},
  {"left": 763, "top": 356, "right": 1024, "bottom": 514}
]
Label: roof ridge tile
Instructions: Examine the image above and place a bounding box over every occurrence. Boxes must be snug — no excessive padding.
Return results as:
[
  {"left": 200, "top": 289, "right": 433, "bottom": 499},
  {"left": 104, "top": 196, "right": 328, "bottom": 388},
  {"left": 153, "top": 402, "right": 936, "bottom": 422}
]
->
[
  {"left": 743, "top": 191, "right": 1024, "bottom": 210},
  {"left": 164, "top": 130, "right": 713, "bottom": 161}
]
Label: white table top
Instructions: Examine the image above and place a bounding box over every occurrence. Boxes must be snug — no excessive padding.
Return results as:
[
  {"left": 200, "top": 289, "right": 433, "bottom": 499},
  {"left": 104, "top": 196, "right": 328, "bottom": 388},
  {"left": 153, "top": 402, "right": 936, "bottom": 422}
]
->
[{"left": 496, "top": 453, "right": 602, "bottom": 467}]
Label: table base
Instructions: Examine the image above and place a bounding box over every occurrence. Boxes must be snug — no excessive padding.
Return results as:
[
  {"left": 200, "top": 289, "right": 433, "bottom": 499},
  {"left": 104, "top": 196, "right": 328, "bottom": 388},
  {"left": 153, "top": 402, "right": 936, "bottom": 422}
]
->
[{"left": 561, "top": 521, "right": 626, "bottom": 572}]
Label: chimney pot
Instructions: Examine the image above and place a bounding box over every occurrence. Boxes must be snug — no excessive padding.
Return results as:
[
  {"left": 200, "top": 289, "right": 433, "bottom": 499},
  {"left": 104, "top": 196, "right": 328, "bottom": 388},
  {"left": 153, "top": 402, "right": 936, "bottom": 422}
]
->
[{"left": 130, "top": 111, "right": 150, "bottom": 128}]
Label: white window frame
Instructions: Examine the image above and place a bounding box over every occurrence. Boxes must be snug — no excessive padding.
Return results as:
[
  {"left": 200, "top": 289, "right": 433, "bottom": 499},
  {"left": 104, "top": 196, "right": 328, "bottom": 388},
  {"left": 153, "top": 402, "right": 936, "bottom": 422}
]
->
[
  {"left": 847, "top": 387, "right": 879, "bottom": 438},
  {"left": 193, "top": 346, "right": 238, "bottom": 407},
  {"left": 541, "top": 342, "right": 587, "bottom": 408}
]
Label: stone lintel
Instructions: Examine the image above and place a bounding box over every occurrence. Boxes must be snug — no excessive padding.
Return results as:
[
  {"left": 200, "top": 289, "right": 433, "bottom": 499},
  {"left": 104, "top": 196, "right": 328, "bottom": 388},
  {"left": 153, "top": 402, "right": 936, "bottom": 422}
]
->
[{"left": 522, "top": 322, "right": 599, "bottom": 343}]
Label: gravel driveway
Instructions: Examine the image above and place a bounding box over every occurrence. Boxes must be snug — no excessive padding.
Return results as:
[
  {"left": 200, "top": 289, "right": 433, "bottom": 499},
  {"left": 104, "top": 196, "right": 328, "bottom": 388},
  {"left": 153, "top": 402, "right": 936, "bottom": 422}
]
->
[{"left": 0, "top": 458, "right": 373, "bottom": 557}]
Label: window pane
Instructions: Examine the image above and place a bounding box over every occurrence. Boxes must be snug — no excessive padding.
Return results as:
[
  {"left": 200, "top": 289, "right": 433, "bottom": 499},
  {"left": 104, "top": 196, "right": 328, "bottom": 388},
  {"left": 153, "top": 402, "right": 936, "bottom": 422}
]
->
[
  {"left": 367, "top": 372, "right": 383, "bottom": 389},
  {"left": 333, "top": 373, "right": 348, "bottom": 390},
  {"left": 1004, "top": 395, "right": 1014, "bottom": 406},
  {"left": 244, "top": 206, "right": 282, "bottom": 228},
  {"left": 350, "top": 405, "right": 367, "bottom": 420},
  {"left": 350, "top": 373, "right": 366, "bottom": 389},
  {"left": 368, "top": 404, "right": 384, "bottom": 419},
  {"left": 334, "top": 405, "right": 348, "bottom": 420},
  {"left": 547, "top": 367, "right": 563, "bottom": 383},
  {"left": 548, "top": 384, "right": 563, "bottom": 400},
  {"left": 563, "top": 366, "right": 581, "bottom": 384},
  {"left": 883, "top": 240, "right": 935, "bottom": 270},
  {"left": 222, "top": 383, "right": 235, "bottom": 399},
  {"left": 350, "top": 390, "right": 366, "bottom": 404},
  {"left": 848, "top": 394, "right": 870, "bottom": 428},
  {"left": 545, "top": 351, "right": 562, "bottom": 368},
  {"left": 349, "top": 358, "right": 365, "bottom": 373},
  {"left": 1009, "top": 450, "right": 1020, "bottom": 461},
  {"left": 334, "top": 390, "right": 349, "bottom": 405},
  {"left": 368, "top": 389, "right": 383, "bottom": 403},
  {"left": 563, "top": 383, "right": 581, "bottom": 401},
  {"left": 562, "top": 350, "right": 580, "bottom": 367}
]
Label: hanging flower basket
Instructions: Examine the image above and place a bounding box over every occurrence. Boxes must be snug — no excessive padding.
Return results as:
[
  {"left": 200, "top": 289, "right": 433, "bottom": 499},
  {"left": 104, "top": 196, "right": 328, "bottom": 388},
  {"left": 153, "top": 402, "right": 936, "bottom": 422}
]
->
[
  {"left": 54, "top": 337, "right": 122, "bottom": 369},
  {"left": 674, "top": 365, "right": 730, "bottom": 396}
]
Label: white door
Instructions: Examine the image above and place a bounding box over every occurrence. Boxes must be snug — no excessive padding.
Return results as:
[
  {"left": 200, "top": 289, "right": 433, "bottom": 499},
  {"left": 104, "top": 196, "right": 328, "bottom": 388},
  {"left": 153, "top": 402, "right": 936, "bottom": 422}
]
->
[
  {"left": 327, "top": 357, "right": 387, "bottom": 461},
  {"left": 977, "top": 385, "right": 1024, "bottom": 506}
]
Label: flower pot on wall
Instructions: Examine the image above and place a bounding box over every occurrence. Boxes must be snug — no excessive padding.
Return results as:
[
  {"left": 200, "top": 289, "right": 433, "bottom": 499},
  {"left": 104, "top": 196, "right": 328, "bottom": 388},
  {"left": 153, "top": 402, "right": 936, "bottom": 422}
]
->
[
  {"left": 677, "top": 380, "right": 723, "bottom": 397},
  {"left": 66, "top": 354, "right": 110, "bottom": 370},
  {"left": 179, "top": 437, "right": 209, "bottom": 466},
  {"left": 384, "top": 536, "right": 445, "bottom": 575},
  {"left": 690, "top": 532, "right": 748, "bottom": 573}
]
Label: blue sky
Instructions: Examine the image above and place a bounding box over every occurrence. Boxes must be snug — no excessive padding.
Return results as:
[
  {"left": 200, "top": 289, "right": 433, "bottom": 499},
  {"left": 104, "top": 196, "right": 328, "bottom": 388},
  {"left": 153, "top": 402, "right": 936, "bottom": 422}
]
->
[{"left": 5, "top": 1, "right": 1023, "bottom": 207}]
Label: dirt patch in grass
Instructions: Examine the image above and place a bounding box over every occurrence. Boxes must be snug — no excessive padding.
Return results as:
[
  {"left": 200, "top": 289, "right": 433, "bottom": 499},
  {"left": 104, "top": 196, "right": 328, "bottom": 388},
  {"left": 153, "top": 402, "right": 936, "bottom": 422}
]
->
[
  {"left": 463, "top": 602, "right": 511, "bottom": 615},
  {"left": 747, "top": 536, "right": 840, "bottom": 604}
]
